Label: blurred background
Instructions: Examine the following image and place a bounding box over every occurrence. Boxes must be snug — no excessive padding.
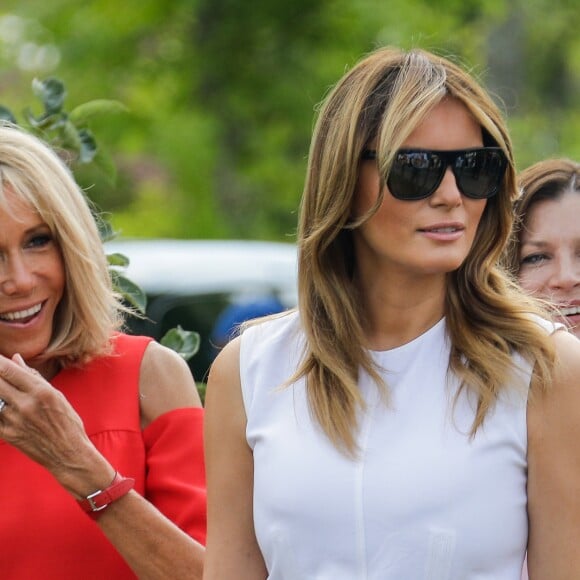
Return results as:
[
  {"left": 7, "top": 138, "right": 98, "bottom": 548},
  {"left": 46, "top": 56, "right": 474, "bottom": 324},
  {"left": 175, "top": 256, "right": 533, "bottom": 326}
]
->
[
  {"left": 1, "top": 0, "right": 578, "bottom": 381},
  {"left": 1, "top": 0, "right": 578, "bottom": 242}
]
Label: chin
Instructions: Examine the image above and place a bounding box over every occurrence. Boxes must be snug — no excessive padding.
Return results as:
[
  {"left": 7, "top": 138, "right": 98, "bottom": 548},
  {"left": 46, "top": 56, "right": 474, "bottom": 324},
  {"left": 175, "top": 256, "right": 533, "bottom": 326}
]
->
[
  {"left": 8, "top": 340, "right": 51, "bottom": 363},
  {"left": 421, "top": 258, "right": 467, "bottom": 275},
  {"left": 422, "top": 250, "right": 471, "bottom": 272}
]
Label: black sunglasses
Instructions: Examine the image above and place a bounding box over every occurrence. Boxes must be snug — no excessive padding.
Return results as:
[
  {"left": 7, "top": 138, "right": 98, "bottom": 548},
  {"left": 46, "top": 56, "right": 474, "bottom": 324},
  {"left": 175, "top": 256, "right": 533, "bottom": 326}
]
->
[{"left": 361, "top": 147, "right": 508, "bottom": 201}]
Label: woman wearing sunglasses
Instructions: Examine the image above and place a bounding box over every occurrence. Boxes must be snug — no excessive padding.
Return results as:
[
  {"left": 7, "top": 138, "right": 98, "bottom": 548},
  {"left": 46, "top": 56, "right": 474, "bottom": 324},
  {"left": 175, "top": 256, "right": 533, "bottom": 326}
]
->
[{"left": 203, "top": 46, "right": 580, "bottom": 579}]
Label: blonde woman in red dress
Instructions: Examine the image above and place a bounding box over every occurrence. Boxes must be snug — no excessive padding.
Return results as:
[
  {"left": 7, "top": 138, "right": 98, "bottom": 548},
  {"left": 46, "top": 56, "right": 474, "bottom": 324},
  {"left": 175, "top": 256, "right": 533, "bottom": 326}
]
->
[{"left": 0, "top": 124, "right": 205, "bottom": 579}]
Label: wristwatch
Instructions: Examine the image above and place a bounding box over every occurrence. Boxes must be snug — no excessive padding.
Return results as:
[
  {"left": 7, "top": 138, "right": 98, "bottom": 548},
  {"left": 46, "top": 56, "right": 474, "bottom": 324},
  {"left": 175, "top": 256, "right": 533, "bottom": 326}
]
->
[{"left": 77, "top": 471, "right": 135, "bottom": 519}]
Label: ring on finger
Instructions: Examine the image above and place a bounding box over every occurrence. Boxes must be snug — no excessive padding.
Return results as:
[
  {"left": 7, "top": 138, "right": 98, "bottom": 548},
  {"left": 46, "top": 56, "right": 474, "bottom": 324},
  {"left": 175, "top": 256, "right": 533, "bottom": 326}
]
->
[{"left": 0, "top": 398, "right": 6, "bottom": 413}]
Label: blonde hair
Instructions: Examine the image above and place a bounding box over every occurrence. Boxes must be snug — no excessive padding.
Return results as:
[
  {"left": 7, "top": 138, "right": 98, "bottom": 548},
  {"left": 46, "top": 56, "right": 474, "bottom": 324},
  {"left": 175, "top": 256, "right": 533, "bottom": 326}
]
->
[
  {"left": 0, "top": 123, "right": 126, "bottom": 367},
  {"left": 505, "top": 157, "right": 580, "bottom": 275},
  {"left": 297, "top": 46, "right": 555, "bottom": 455}
]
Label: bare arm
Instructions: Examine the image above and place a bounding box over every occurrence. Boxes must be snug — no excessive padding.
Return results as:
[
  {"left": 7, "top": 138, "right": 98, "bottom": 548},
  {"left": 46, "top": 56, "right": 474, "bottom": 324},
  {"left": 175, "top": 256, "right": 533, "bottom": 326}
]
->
[
  {"left": 527, "top": 331, "right": 580, "bottom": 579},
  {"left": 0, "top": 342, "right": 204, "bottom": 579},
  {"left": 203, "top": 337, "right": 268, "bottom": 579},
  {"left": 139, "top": 340, "right": 202, "bottom": 427}
]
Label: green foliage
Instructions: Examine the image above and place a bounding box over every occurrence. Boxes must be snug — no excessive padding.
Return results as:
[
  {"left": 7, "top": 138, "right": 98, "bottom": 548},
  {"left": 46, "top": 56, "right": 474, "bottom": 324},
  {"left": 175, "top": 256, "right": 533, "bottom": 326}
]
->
[
  {"left": 160, "top": 325, "right": 201, "bottom": 362},
  {"left": 0, "top": 0, "right": 578, "bottom": 243},
  {"left": 0, "top": 74, "right": 199, "bottom": 364},
  {"left": 196, "top": 382, "right": 207, "bottom": 406},
  {"left": 0, "top": 77, "right": 127, "bottom": 186},
  {"left": 110, "top": 269, "right": 148, "bottom": 314}
]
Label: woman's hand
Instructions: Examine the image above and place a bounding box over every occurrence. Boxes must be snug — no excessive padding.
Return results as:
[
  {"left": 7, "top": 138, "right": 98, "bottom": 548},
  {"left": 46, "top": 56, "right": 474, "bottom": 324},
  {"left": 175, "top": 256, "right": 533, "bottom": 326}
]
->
[
  {"left": 0, "top": 353, "right": 114, "bottom": 496},
  {"left": 0, "top": 346, "right": 206, "bottom": 579}
]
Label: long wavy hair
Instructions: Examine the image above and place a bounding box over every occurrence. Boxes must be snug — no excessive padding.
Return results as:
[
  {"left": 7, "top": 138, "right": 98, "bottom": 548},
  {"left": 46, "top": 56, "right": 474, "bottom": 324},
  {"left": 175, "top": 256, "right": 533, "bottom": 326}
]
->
[
  {"left": 0, "top": 123, "right": 127, "bottom": 367},
  {"left": 296, "top": 46, "right": 556, "bottom": 455},
  {"left": 505, "top": 157, "right": 580, "bottom": 275}
]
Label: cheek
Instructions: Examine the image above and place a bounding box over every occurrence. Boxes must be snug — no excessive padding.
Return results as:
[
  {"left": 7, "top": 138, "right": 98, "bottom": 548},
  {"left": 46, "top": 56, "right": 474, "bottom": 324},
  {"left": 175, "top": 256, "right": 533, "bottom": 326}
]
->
[
  {"left": 353, "top": 170, "right": 382, "bottom": 218},
  {"left": 471, "top": 200, "right": 488, "bottom": 226},
  {"left": 465, "top": 200, "right": 489, "bottom": 244},
  {"left": 52, "top": 254, "right": 67, "bottom": 295},
  {"left": 518, "top": 269, "right": 548, "bottom": 295}
]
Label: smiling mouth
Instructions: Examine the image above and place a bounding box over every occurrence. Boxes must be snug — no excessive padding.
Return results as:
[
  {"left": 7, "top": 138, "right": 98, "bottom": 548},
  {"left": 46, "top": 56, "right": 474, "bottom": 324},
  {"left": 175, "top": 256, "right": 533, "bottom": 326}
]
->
[
  {"left": 559, "top": 305, "right": 580, "bottom": 317},
  {"left": 0, "top": 303, "right": 43, "bottom": 323}
]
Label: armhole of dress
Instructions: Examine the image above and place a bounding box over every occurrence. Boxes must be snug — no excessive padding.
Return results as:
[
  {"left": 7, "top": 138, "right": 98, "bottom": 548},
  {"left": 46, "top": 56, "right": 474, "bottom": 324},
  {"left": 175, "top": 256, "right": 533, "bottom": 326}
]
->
[
  {"left": 530, "top": 314, "right": 566, "bottom": 336},
  {"left": 521, "top": 315, "right": 564, "bottom": 457},
  {"left": 238, "top": 325, "right": 255, "bottom": 416}
]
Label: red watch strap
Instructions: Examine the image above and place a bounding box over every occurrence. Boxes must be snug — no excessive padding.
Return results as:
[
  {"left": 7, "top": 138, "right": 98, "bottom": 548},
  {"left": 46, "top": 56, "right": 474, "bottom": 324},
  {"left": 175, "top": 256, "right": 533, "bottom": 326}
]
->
[{"left": 77, "top": 471, "right": 135, "bottom": 519}]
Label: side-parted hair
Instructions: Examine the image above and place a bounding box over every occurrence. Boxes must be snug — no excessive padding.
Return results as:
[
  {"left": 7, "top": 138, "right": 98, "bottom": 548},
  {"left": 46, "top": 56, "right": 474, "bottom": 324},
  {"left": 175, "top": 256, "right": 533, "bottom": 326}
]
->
[
  {"left": 505, "top": 157, "right": 580, "bottom": 275},
  {"left": 0, "top": 123, "right": 126, "bottom": 367},
  {"left": 296, "top": 46, "right": 556, "bottom": 455}
]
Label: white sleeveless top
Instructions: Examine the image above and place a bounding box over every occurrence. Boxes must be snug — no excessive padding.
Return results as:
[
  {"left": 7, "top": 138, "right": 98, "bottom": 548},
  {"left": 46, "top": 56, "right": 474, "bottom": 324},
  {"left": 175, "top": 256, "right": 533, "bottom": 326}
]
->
[{"left": 240, "top": 311, "right": 548, "bottom": 580}]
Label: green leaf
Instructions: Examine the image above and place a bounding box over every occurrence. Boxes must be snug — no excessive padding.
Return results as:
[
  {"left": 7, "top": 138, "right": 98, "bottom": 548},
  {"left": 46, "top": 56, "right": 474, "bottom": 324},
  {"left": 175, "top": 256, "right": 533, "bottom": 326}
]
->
[
  {"left": 22, "top": 107, "right": 44, "bottom": 129},
  {"left": 77, "top": 128, "right": 98, "bottom": 163},
  {"left": 59, "top": 119, "right": 83, "bottom": 152},
  {"left": 69, "top": 99, "right": 129, "bottom": 125},
  {"left": 110, "top": 271, "right": 147, "bottom": 313},
  {"left": 92, "top": 146, "right": 118, "bottom": 185},
  {"left": 160, "top": 325, "right": 201, "bottom": 361},
  {"left": 23, "top": 108, "right": 66, "bottom": 131},
  {"left": 196, "top": 382, "right": 207, "bottom": 405},
  {"left": 43, "top": 112, "right": 68, "bottom": 132},
  {"left": 106, "top": 252, "right": 130, "bottom": 268},
  {"left": 32, "top": 77, "right": 66, "bottom": 115},
  {"left": 98, "top": 218, "right": 116, "bottom": 243},
  {"left": 0, "top": 106, "right": 17, "bottom": 124}
]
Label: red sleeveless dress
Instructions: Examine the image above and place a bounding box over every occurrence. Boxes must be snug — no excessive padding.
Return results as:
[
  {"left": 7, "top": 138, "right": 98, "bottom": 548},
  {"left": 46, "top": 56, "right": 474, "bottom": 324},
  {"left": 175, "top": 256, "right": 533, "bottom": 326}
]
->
[{"left": 0, "top": 333, "right": 206, "bottom": 579}]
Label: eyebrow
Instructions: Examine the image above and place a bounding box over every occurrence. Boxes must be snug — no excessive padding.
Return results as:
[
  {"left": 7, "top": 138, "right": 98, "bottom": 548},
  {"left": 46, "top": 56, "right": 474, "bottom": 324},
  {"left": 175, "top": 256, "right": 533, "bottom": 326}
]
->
[
  {"left": 25, "top": 223, "right": 50, "bottom": 233},
  {"left": 520, "top": 240, "right": 550, "bottom": 249},
  {"left": 521, "top": 236, "right": 580, "bottom": 251}
]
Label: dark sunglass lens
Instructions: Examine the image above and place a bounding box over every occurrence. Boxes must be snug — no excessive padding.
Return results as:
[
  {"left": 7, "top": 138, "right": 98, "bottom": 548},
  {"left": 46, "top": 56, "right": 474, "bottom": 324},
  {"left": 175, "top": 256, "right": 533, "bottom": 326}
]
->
[
  {"left": 455, "top": 150, "right": 505, "bottom": 199},
  {"left": 388, "top": 151, "right": 443, "bottom": 200}
]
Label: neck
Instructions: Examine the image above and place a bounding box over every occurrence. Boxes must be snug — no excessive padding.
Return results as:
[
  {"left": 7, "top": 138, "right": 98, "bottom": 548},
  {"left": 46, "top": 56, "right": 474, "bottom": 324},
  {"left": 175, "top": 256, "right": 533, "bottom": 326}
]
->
[
  {"left": 356, "top": 269, "right": 447, "bottom": 351},
  {"left": 29, "top": 358, "right": 61, "bottom": 381}
]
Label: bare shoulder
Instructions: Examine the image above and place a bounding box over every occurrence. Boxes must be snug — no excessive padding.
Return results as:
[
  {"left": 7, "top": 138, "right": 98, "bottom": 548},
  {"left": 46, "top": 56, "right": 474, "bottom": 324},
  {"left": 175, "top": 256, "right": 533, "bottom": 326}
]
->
[
  {"left": 203, "top": 337, "right": 267, "bottom": 579},
  {"left": 205, "top": 336, "right": 243, "bottom": 421},
  {"left": 204, "top": 335, "right": 245, "bottom": 451},
  {"left": 528, "top": 330, "right": 580, "bottom": 440},
  {"left": 551, "top": 329, "right": 580, "bottom": 380},
  {"left": 139, "top": 341, "right": 202, "bottom": 428}
]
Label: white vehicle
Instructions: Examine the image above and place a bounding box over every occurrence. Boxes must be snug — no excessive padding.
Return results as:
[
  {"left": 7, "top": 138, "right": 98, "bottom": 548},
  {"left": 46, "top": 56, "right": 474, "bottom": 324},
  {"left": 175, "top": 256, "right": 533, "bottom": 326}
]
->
[{"left": 105, "top": 238, "right": 298, "bottom": 381}]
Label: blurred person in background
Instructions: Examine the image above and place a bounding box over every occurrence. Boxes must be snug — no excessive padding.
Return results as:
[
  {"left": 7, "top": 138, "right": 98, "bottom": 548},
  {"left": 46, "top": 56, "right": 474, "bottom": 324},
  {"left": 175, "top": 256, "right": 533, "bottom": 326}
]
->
[
  {"left": 210, "top": 295, "right": 286, "bottom": 350},
  {"left": 505, "top": 158, "right": 580, "bottom": 339},
  {"left": 0, "top": 123, "right": 205, "bottom": 579},
  {"left": 203, "top": 46, "right": 580, "bottom": 579}
]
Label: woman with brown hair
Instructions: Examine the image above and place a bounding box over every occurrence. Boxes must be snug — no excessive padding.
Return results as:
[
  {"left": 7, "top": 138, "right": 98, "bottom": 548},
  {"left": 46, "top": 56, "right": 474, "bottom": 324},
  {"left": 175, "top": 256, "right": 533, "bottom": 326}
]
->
[
  {"left": 506, "top": 158, "right": 580, "bottom": 338},
  {"left": 204, "top": 47, "right": 580, "bottom": 579}
]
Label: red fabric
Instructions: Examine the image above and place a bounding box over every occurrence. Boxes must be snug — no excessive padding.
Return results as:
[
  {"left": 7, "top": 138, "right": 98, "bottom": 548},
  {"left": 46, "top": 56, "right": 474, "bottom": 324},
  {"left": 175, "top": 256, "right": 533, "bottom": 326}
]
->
[
  {"left": 77, "top": 471, "right": 136, "bottom": 517},
  {"left": 0, "top": 333, "right": 206, "bottom": 579}
]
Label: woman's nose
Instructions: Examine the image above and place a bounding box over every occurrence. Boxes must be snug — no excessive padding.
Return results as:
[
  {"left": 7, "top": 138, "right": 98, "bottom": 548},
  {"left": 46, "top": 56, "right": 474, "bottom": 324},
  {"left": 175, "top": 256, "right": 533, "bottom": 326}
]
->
[
  {"left": 547, "top": 254, "right": 580, "bottom": 291},
  {"left": 429, "top": 168, "right": 462, "bottom": 207}
]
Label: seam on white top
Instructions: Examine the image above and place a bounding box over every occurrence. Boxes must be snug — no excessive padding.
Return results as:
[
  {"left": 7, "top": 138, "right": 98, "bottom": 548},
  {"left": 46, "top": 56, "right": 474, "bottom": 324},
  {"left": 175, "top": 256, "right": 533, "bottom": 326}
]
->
[
  {"left": 354, "top": 382, "right": 377, "bottom": 580},
  {"left": 425, "top": 528, "right": 456, "bottom": 580}
]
